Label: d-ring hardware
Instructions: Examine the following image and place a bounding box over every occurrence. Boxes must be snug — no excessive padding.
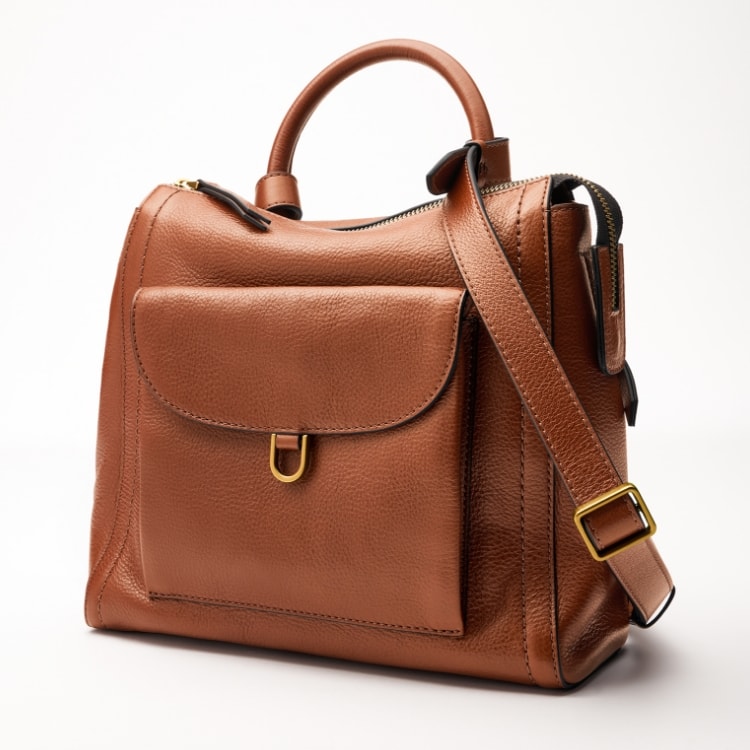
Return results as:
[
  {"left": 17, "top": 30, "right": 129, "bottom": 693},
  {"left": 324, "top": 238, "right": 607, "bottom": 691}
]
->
[{"left": 269, "top": 433, "right": 309, "bottom": 483}]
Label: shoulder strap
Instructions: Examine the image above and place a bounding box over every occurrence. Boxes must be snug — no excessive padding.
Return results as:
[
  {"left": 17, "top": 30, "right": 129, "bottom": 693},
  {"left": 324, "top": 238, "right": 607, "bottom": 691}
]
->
[{"left": 442, "top": 144, "right": 674, "bottom": 626}]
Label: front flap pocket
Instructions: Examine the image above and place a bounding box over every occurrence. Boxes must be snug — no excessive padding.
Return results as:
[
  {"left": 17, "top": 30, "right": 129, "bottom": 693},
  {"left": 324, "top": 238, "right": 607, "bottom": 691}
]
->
[
  {"left": 132, "top": 286, "right": 466, "bottom": 433},
  {"left": 132, "top": 286, "right": 472, "bottom": 635}
]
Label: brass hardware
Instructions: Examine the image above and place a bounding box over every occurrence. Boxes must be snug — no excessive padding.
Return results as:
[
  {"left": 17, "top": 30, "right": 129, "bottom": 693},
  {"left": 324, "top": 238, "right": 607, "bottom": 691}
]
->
[
  {"left": 269, "top": 433, "right": 309, "bottom": 483},
  {"left": 574, "top": 483, "right": 656, "bottom": 561},
  {"left": 174, "top": 179, "right": 199, "bottom": 190}
]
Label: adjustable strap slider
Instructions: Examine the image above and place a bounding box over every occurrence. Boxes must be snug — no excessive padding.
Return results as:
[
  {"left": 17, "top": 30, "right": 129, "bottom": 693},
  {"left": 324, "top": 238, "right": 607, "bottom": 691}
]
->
[{"left": 574, "top": 483, "right": 656, "bottom": 561}]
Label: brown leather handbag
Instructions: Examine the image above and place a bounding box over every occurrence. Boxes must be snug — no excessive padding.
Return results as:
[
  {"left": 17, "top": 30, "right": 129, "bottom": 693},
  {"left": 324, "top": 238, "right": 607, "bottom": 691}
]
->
[{"left": 85, "top": 39, "right": 674, "bottom": 687}]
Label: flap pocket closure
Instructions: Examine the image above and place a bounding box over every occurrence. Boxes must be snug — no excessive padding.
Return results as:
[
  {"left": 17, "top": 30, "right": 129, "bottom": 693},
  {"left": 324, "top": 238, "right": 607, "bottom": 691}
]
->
[
  {"left": 131, "top": 286, "right": 467, "bottom": 434},
  {"left": 132, "top": 285, "right": 473, "bottom": 635}
]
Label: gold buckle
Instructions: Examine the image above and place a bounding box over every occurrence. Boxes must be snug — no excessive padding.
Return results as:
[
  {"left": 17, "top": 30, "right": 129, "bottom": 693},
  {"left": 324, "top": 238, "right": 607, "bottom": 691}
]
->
[
  {"left": 574, "top": 483, "right": 656, "bottom": 561},
  {"left": 269, "top": 433, "right": 309, "bottom": 483}
]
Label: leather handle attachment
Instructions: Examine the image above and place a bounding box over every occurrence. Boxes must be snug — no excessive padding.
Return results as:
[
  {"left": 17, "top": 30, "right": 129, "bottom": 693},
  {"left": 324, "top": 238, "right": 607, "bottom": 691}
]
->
[{"left": 256, "top": 39, "right": 496, "bottom": 219}]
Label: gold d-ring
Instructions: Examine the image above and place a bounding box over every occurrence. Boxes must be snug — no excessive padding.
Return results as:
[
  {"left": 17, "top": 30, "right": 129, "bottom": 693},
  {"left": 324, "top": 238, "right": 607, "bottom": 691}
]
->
[{"left": 269, "top": 434, "right": 309, "bottom": 483}]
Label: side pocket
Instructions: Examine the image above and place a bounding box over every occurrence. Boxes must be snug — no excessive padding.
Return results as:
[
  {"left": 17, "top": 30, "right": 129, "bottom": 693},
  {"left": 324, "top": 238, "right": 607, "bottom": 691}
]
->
[{"left": 132, "top": 286, "right": 474, "bottom": 636}]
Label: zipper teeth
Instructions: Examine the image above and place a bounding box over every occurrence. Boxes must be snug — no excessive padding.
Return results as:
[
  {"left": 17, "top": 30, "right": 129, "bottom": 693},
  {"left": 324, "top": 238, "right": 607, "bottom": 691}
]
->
[
  {"left": 566, "top": 174, "right": 619, "bottom": 311},
  {"left": 482, "top": 176, "right": 542, "bottom": 196},
  {"left": 339, "top": 199, "right": 440, "bottom": 231},
  {"left": 341, "top": 177, "right": 542, "bottom": 232}
]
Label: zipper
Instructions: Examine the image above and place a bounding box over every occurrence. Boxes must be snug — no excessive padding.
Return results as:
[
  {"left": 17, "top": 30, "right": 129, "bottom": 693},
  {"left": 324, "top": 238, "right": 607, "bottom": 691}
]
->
[
  {"left": 565, "top": 175, "right": 620, "bottom": 311},
  {"left": 338, "top": 199, "right": 442, "bottom": 232},
  {"left": 173, "top": 179, "right": 271, "bottom": 232},
  {"left": 173, "top": 176, "right": 539, "bottom": 234},
  {"left": 339, "top": 177, "right": 541, "bottom": 232}
]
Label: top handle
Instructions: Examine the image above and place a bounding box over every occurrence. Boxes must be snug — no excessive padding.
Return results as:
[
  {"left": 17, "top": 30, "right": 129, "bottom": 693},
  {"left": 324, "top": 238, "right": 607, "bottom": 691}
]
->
[{"left": 255, "top": 39, "right": 499, "bottom": 219}]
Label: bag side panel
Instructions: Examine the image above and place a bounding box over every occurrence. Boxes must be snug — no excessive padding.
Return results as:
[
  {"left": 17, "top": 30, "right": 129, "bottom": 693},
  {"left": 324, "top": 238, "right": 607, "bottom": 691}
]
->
[
  {"left": 85, "top": 186, "right": 182, "bottom": 627},
  {"left": 86, "top": 207, "right": 139, "bottom": 579},
  {"left": 548, "top": 201, "right": 631, "bottom": 685}
]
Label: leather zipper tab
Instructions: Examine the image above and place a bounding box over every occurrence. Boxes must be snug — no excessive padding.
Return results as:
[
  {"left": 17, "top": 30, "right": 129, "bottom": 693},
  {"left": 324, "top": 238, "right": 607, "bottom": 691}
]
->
[{"left": 176, "top": 179, "right": 271, "bottom": 232}]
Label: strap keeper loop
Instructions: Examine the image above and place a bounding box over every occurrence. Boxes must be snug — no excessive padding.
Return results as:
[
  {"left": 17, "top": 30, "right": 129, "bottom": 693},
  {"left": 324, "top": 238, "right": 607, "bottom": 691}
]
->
[{"left": 574, "top": 483, "right": 656, "bottom": 561}]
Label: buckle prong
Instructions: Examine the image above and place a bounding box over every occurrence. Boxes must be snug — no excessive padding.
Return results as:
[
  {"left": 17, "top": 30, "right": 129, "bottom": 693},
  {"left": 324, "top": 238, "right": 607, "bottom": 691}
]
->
[{"left": 574, "top": 483, "right": 656, "bottom": 561}]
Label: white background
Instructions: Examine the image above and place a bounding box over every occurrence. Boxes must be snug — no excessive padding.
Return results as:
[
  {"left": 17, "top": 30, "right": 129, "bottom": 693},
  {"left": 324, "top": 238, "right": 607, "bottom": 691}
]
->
[{"left": 1, "top": 0, "right": 748, "bottom": 747}]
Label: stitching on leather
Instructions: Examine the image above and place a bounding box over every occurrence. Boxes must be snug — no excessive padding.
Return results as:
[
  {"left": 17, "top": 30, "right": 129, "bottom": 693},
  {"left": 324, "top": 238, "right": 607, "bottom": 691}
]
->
[
  {"left": 131, "top": 291, "right": 465, "bottom": 434},
  {"left": 459, "top": 319, "right": 478, "bottom": 621},
  {"left": 444, "top": 166, "right": 617, "bottom": 502},
  {"left": 515, "top": 184, "right": 534, "bottom": 685},
  {"left": 96, "top": 190, "right": 179, "bottom": 628},
  {"left": 149, "top": 592, "right": 461, "bottom": 635},
  {"left": 88, "top": 208, "right": 140, "bottom": 593},
  {"left": 547, "top": 464, "right": 560, "bottom": 685},
  {"left": 257, "top": 171, "right": 296, "bottom": 183},
  {"left": 550, "top": 204, "right": 584, "bottom": 214},
  {"left": 542, "top": 181, "right": 561, "bottom": 686},
  {"left": 542, "top": 184, "right": 552, "bottom": 338}
]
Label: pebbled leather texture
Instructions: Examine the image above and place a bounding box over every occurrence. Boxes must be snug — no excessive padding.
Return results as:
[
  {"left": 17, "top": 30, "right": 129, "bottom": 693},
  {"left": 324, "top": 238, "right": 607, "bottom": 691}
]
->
[
  {"left": 85, "top": 39, "right": 672, "bottom": 688},
  {"left": 86, "top": 179, "right": 633, "bottom": 687}
]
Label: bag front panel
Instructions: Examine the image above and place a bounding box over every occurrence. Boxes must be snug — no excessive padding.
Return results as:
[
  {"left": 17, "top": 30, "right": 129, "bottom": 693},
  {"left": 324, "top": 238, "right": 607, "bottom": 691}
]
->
[{"left": 86, "top": 180, "right": 630, "bottom": 687}]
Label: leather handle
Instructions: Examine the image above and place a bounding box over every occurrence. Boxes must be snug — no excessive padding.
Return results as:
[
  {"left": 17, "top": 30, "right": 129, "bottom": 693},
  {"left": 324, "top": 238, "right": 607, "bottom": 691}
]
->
[{"left": 256, "top": 39, "right": 495, "bottom": 219}]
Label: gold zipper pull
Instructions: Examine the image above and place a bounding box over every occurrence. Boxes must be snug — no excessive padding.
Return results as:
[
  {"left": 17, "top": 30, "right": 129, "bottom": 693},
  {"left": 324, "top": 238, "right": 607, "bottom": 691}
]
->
[{"left": 173, "top": 179, "right": 199, "bottom": 190}]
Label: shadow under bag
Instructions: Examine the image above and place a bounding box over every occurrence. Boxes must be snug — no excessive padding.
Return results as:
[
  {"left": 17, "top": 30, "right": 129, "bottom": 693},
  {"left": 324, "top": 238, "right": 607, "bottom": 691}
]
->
[{"left": 85, "top": 39, "right": 674, "bottom": 688}]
